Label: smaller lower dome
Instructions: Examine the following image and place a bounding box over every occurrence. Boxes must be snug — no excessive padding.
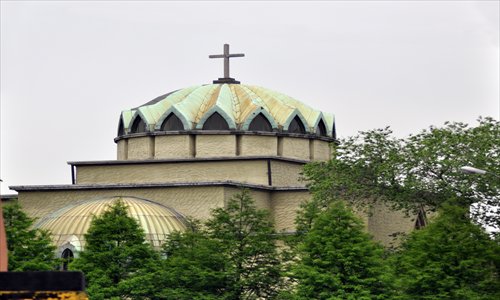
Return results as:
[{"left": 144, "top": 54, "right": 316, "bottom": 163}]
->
[{"left": 34, "top": 196, "right": 187, "bottom": 250}]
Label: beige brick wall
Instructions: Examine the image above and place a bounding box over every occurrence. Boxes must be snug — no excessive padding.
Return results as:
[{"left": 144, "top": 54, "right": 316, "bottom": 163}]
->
[
  {"left": 18, "top": 186, "right": 225, "bottom": 222},
  {"left": 239, "top": 135, "right": 277, "bottom": 156},
  {"left": 270, "top": 191, "right": 311, "bottom": 232},
  {"left": 270, "top": 161, "right": 305, "bottom": 187},
  {"left": 352, "top": 205, "right": 370, "bottom": 232},
  {"left": 281, "top": 137, "right": 310, "bottom": 160},
  {"left": 17, "top": 186, "right": 413, "bottom": 247},
  {"left": 196, "top": 135, "right": 236, "bottom": 157},
  {"left": 154, "top": 135, "right": 193, "bottom": 159},
  {"left": 122, "top": 134, "right": 327, "bottom": 161},
  {"left": 117, "top": 140, "right": 128, "bottom": 160},
  {"left": 311, "top": 140, "right": 331, "bottom": 161},
  {"left": 127, "top": 137, "right": 154, "bottom": 160},
  {"left": 368, "top": 202, "right": 416, "bottom": 247},
  {"left": 223, "top": 187, "right": 272, "bottom": 211},
  {"left": 76, "top": 160, "right": 269, "bottom": 185}
]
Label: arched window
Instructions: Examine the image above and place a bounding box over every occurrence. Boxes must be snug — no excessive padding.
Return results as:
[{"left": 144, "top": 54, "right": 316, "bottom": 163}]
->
[
  {"left": 61, "top": 248, "right": 74, "bottom": 271},
  {"left": 117, "top": 118, "right": 125, "bottom": 136},
  {"left": 130, "top": 117, "right": 147, "bottom": 133},
  {"left": 202, "top": 112, "right": 229, "bottom": 130},
  {"left": 316, "top": 119, "right": 327, "bottom": 137},
  {"left": 288, "top": 116, "right": 306, "bottom": 134},
  {"left": 249, "top": 113, "right": 272, "bottom": 132},
  {"left": 161, "top": 113, "right": 184, "bottom": 131}
]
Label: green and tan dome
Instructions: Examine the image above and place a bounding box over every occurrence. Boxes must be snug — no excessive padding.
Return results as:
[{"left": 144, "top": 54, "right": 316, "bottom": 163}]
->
[
  {"left": 117, "top": 84, "right": 335, "bottom": 138},
  {"left": 34, "top": 196, "right": 187, "bottom": 251}
]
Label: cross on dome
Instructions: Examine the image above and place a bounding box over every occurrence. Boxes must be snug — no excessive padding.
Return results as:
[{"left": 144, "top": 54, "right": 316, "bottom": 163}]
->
[{"left": 209, "top": 44, "right": 245, "bottom": 84}]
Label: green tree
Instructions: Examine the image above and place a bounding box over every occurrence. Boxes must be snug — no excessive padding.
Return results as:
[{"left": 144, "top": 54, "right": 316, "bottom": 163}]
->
[
  {"left": 119, "top": 190, "right": 284, "bottom": 299},
  {"left": 119, "top": 220, "right": 228, "bottom": 300},
  {"left": 392, "top": 203, "right": 500, "bottom": 299},
  {"left": 303, "top": 117, "right": 499, "bottom": 230},
  {"left": 205, "top": 189, "right": 284, "bottom": 299},
  {"left": 291, "top": 201, "right": 392, "bottom": 300},
  {"left": 2, "top": 203, "right": 57, "bottom": 271},
  {"left": 70, "top": 199, "right": 159, "bottom": 300}
]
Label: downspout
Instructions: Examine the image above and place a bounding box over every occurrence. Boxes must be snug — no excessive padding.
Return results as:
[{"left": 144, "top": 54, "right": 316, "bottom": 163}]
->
[{"left": 267, "top": 159, "right": 272, "bottom": 186}]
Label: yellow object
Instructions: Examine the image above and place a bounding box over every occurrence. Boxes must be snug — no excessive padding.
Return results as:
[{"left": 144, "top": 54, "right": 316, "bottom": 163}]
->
[
  {"left": 34, "top": 196, "right": 187, "bottom": 250},
  {"left": 0, "top": 291, "right": 88, "bottom": 300}
]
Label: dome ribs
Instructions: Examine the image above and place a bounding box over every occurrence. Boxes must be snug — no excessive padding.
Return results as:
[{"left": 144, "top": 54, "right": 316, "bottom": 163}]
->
[
  {"left": 118, "top": 83, "right": 335, "bottom": 138},
  {"left": 35, "top": 197, "right": 187, "bottom": 251},
  {"left": 196, "top": 85, "right": 237, "bottom": 130},
  {"left": 195, "top": 85, "right": 221, "bottom": 124},
  {"left": 229, "top": 84, "right": 243, "bottom": 125},
  {"left": 246, "top": 85, "right": 296, "bottom": 130},
  {"left": 235, "top": 85, "right": 262, "bottom": 127},
  {"left": 171, "top": 85, "right": 216, "bottom": 129}
]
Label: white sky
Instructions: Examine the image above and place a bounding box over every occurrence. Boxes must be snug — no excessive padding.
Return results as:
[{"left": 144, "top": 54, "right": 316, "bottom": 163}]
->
[{"left": 1, "top": 1, "right": 499, "bottom": 194}]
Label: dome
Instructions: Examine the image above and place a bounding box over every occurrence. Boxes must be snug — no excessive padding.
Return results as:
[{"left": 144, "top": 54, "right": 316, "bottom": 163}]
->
[
  {"left": 34, "top": 196, "right": 187, "bottom": 251},
  {"left": 118, "top": 83, "right": 335, "bottom": 138}
]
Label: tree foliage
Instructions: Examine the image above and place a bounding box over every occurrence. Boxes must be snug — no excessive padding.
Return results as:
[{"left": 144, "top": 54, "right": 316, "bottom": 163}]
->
[
  {"left": 303, "top": 117, "right": 499, "bottom": 229},
  {"left": 119, "top": 220, "right": 228, "bottom": 300},
  {"left": 118, "top": 190, "right": 284, "bottom": 299},
  {"left": 392, "top": 202, "right": 500, "bottom": 299},
  {"left": 70, "top": 199, "right": 158, "bottom": 300},
  {"left": 2, "top": 203, "right": 57, "bottom": 271},
  {"left": 291, "top": 201, "right": 392, "bottom": 300},
  {"left": 205, "top": 189, "right": 284, "bottom": 299}
]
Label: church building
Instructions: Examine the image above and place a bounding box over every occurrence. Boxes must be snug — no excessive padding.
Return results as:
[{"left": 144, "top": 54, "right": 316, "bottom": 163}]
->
[{"left": 9, "top": 45, "right": 416, "bottom": 257}]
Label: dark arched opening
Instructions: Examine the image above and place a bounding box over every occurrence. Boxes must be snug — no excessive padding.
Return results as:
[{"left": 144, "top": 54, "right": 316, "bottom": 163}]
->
[
  {"left": 117, "top": 118, "right": 125, "bottom": 136},
  {"left": 161, "top": 113, "right": 184, "bottom": 131},
  {"left": 249, "top": 113, "right": 273, "bottom": 132},
  {"left": 202, "top": 112, "right": 229, "bottom": 130},
  {"left": 130, "top": 117, "right": 147, "bottom": 133},
  {"left": 316, "top": 119, "right": 327, "bottom": 137},
  {"left": 288, "top": 116, "right": 306, "bottom": 134},
  {"left": 61, "top": 248, "right": 74, "bottom": 271}
]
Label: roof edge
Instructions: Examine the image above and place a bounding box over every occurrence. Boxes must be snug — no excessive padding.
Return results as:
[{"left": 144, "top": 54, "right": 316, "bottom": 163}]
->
[
  {"left": 10, "top": 181, "right": 309, "bottom": 192},
  {"left": 67, "top": 156, "right": 310, "bottom": 166}
]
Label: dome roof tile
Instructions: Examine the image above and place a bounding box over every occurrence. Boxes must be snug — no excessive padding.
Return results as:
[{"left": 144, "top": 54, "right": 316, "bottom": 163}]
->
[{"left": 120, "top": 83, "right": 335, "bottom": 137}]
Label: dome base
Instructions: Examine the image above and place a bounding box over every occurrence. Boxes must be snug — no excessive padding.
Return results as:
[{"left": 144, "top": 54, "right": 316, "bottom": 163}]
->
[{"left": 213, "top": 77, "right": 240, "bottom": 84}]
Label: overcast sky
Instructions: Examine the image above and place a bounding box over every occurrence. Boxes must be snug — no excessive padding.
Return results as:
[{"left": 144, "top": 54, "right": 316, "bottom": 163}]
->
[{"left": 1, "top": 1, "right": 499, "bottom": 194}]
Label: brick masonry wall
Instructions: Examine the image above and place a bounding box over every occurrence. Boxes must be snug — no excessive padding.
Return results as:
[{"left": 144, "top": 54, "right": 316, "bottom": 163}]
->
[
  {"left": 17, "top": 187, "right": 417, "bottom": 247},
  {"left": 270, "top": 191, "right": 310, "bottom": 232},
  {"left": 127, "top": 137, "right": 153, "bottom": 160},
  {"left": 270, "top": 161, "right": 305, "bottom": 187},
  {"left": 223, "top": 187, "right": 272, "bottom": 211},
  {"left": 239, "top": 135, "right": 277, "bottom": 156},
  {"left": 18, "top": 186, "right": 225, "bottom": 222},
  {"left": 311, "top": 139, "right": 331, "bottom": 161},
  {"left": 196, "top": 135, "right": 236, "bottom": 157},
  {"left": 76, "top": 160, "right": 269, "bottom": 186},
  {"left": 281, "top": 137, "right": 310, "bottom": 160},
  {"left": 154, "top": 135, "right": 193, "bottom": 158},
  {"left": 116, "top": 140, "right": 128, "bottom": 160},
  {"left": 368, "top": 202, "right": 416, "bottom": 247}
]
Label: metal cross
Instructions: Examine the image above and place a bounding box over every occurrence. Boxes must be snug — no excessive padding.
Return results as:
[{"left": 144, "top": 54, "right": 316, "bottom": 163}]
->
[{"left": 209, "top": 44, "right": 245, "bottom": 79}]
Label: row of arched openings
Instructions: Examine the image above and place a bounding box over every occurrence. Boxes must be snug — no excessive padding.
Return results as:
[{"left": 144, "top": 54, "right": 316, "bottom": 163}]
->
[{"left": 120, "top": 112, "right": 329, "bottom": 137}]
